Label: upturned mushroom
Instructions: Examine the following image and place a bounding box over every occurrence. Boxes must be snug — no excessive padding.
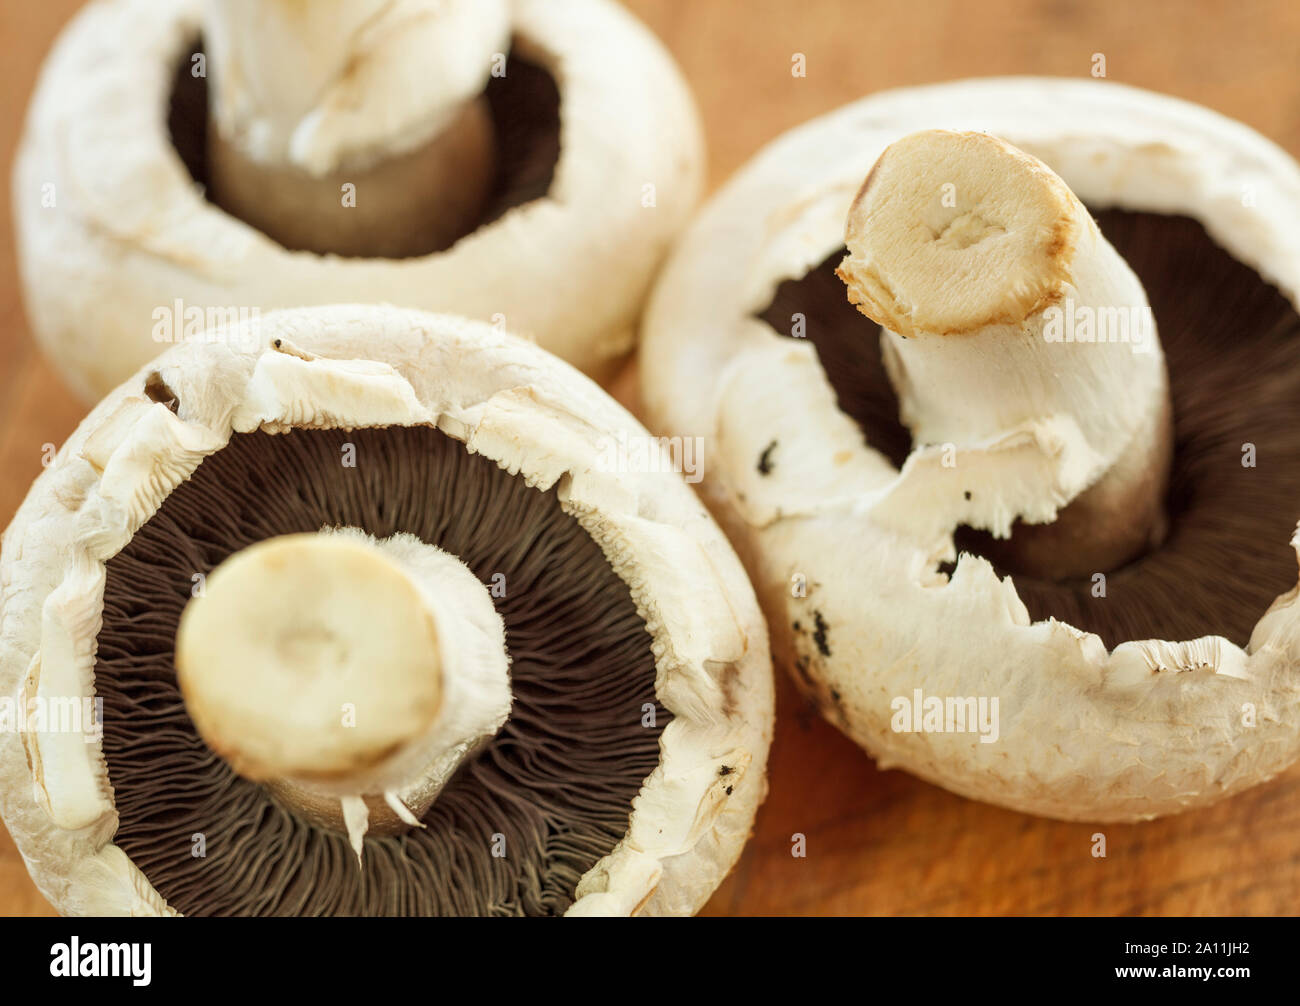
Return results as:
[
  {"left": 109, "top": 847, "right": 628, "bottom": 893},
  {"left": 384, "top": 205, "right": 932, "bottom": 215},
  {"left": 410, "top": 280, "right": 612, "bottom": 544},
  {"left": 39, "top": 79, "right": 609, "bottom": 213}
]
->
[
  {"left": 0, "top": 304, "right": 772, "bottom": 915},
  {"left": 14, "top": 0, "right": 703, "bottom": 400},
  {"left": 641, "top": 78, "right": 1300, "bottom": 821}
]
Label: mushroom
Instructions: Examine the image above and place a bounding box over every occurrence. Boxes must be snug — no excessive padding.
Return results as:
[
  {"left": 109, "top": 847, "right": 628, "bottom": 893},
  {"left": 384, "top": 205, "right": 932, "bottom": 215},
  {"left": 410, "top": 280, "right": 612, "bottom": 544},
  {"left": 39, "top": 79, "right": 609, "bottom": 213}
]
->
[
  {"left": 14, "top": 0, "right": 703, "bottom": 400},
  {"left": 640, "top": 78, "right": 1300, "bottom": 821},
  {"left": 0, "top": 304, "right": 772, "bottom": 915}
]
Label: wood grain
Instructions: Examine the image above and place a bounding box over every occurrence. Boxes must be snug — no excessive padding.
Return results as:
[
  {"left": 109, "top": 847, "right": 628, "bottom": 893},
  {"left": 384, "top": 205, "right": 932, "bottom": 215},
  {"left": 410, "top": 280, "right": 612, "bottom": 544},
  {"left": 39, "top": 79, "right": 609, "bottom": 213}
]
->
[{"left": 3, "top": 0, "right": 1299, "bottom": 916}]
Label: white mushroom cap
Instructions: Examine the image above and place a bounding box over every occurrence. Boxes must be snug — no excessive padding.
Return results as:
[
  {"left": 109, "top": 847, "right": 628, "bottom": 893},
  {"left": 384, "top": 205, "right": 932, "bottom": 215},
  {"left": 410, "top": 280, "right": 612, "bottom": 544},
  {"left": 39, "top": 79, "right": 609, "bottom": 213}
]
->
[
  {"left": 641, "top": 78, "right": 1300, "bottom": 822},
  {"left": 14, "top": 0, "right": 704, "bottom": 399},
  {"left": 0, "top": 305, "right": 772, "bottom": 915}
]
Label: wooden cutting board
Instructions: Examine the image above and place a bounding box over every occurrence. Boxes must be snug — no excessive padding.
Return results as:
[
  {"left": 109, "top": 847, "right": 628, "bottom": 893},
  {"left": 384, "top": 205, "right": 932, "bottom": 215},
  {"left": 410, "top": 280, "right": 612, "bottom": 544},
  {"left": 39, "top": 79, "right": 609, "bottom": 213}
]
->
[{"left": 3, "top": 0, "right": 1299, "bottom": 916}]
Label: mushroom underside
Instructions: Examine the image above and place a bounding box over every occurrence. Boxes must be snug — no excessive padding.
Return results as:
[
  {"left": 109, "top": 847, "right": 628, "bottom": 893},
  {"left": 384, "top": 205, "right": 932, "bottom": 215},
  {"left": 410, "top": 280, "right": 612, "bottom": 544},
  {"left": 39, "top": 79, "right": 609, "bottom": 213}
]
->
[
  {"left": 167, "top": 39, "right": 561, "bottom": 257},
  {"left": 96, "top": 425, "right": 665, "bottom": 916},
  {"left": 760, "top": 209, "right": 1300, "bottom": 649}
]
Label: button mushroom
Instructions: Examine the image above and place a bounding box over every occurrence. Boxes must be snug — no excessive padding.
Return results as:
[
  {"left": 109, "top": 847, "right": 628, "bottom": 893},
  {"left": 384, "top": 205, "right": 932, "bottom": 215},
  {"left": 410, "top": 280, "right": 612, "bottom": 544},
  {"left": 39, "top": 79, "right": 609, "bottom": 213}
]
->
[
  {"left": 0, "top": 305, "right": 772, "bottom": 915},
  {"left": 641, "top": 78, "right": 1300, "bottom": 821},
  {"left": 14, "top": 0, "right": 703, "bottom": 400}
]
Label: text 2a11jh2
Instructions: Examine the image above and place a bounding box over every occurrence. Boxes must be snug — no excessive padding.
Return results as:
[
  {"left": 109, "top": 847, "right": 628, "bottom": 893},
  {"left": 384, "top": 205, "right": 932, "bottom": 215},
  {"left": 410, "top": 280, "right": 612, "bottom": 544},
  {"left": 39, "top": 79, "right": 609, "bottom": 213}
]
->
[{"left": 1124, "top": 943, "right": 1250, "bottom": 959}]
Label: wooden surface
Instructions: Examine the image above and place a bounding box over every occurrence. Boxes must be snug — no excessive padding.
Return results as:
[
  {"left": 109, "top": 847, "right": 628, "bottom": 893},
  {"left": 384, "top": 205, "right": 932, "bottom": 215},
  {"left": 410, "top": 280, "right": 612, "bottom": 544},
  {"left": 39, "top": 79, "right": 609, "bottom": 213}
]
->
[{"left": 3, "top": 0, "right": 1299, "bottom": 916}]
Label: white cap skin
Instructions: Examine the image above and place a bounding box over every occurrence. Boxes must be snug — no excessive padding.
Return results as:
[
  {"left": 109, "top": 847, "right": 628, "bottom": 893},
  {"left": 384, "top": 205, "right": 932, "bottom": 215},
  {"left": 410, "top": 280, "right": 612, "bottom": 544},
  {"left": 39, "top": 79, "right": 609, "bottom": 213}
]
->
[
  {"left": 0, "top": 305, "right": 772, "bottom": 916},
  {"left": 641, "top": 78, "right": 1300, "bottom": 822},
  {"left": 176, "top": 527, "right": 511, "bottom": 861},
  {"left": 204, "top": 0, "right": 510, "bottom": 175}
]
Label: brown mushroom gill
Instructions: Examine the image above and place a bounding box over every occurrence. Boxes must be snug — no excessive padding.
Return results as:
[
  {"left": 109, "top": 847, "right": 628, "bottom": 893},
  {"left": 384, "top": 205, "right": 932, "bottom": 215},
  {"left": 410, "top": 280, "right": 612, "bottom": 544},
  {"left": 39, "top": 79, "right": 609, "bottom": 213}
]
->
[
  {"left": 168, "top": 40, "right": 561, "bottom": 257},
  {"left": 96, "top": 425, "right": 665, "bottom": 916},
  {"left": 760, "top": 210, "right": 1300, "bottom": 649}
]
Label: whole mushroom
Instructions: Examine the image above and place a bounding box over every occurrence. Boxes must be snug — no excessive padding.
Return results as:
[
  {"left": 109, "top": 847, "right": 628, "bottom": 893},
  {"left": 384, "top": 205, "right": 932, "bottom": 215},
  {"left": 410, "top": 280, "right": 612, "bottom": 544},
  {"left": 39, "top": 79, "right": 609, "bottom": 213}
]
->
[
  {"left": 641, "top": 78, "right": 1300, "bottom": 821},
  {"left": 0, "top": 305, "right": 772, "bottom": 915},
  {"left": 14, "top": 0, "right": 704, "bottom": 400}
]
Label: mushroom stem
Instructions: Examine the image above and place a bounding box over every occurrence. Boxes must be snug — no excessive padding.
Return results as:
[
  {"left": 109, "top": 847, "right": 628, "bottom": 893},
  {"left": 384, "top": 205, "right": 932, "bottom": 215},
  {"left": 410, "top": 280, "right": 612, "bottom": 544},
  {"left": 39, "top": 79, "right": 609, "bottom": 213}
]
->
[
  {"left": 203, "top": 0, "right": 510, "bottom": 257},
  {"left": 837, "top": 129, "right": 1173, "bottom": 579},
  {"left": 176, "top": 529, "right": 511, "bottom": 858}
]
